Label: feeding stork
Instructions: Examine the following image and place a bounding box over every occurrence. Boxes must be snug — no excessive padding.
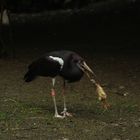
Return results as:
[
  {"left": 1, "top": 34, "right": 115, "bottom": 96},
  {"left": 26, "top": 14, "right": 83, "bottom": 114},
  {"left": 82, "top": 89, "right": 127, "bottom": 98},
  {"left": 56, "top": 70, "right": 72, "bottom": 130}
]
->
[{"left": 24, "top": 50, "right": 109, "bottom": 118}]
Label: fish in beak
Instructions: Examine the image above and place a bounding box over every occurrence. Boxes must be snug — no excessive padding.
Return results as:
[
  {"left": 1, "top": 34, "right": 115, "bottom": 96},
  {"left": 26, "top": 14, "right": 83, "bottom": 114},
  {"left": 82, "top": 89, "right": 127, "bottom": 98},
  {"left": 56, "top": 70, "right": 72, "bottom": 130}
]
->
[{"left": 79, "top": 61, "right": 94, "bottom": 75}]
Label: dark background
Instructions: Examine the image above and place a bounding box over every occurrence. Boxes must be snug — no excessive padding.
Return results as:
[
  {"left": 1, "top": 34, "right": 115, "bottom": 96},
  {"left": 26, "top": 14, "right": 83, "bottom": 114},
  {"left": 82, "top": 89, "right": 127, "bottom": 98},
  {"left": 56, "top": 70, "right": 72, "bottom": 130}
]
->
[{"left": 1, "top": 0, "right": 140, "bottom": 56}]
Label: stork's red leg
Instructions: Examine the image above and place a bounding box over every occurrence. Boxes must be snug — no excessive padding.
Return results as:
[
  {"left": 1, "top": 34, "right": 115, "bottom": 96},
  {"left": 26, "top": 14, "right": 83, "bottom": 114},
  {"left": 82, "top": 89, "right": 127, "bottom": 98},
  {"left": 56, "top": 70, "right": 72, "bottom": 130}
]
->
[{"left": 51, "top": 78, "right": 64, "bottom": 118}]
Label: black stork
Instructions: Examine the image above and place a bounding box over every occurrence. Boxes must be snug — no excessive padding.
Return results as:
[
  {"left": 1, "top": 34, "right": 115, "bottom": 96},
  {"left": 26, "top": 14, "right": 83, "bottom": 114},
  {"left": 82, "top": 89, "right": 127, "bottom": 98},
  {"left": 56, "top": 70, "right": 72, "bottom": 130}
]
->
[{"left": 24, "top": 50, "right": 109, "bottom": 118}]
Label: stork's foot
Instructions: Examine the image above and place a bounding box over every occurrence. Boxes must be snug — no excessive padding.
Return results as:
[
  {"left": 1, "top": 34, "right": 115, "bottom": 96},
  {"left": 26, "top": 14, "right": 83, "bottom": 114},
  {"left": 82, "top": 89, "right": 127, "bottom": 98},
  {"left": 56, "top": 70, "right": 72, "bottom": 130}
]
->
[
  {"left": 61, "top": 111, "right": 73, "bottom": 117},
  {"left": 54, "top": 114, "right": 65, "bottom": 119}
]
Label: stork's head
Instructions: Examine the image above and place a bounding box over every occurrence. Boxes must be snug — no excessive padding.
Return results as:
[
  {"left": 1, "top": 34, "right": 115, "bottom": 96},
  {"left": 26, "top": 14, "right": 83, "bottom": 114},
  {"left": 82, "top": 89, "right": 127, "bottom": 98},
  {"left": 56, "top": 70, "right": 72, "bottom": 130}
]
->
[
  {"left": 72, "top": 54, "right": 94, "bottom": 75},
  {"left": 78, "top": 60, "right": 94, "bottom": 75}
]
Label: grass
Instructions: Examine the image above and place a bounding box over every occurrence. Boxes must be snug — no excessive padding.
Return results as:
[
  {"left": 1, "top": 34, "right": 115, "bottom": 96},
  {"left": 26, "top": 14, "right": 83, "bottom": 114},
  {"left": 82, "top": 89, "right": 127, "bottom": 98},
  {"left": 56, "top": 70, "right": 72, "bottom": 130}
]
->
[
  {"left": 0, "top": 112, "right": 7, "bottom": 121},
  {"left": 0, "top": 90, "right": 140, "bottom": 140}
]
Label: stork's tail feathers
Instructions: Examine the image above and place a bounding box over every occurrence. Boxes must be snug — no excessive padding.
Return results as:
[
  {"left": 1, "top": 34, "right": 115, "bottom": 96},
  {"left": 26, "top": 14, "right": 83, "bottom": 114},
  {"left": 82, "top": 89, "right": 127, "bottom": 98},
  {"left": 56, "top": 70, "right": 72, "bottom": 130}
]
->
[{"left": 24, "top": 71, "right": 36, "bottom": 82}]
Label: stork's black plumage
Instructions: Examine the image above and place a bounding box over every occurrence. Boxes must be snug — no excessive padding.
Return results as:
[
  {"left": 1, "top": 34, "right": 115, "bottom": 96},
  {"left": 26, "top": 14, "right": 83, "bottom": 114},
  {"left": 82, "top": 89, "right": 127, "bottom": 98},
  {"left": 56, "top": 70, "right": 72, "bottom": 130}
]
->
[
  {"left": 24, "top": 50, "right": 84, "bottom": 83},
  {"left": 24, "top": 50, "right": 95, "bottom": 118}
]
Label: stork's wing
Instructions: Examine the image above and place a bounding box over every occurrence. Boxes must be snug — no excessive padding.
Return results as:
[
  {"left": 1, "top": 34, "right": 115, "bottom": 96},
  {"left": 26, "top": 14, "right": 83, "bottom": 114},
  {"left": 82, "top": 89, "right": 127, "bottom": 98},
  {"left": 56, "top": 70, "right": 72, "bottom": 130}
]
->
[{"left": 28, "top": 57, "right": 62, "bottom": 77}]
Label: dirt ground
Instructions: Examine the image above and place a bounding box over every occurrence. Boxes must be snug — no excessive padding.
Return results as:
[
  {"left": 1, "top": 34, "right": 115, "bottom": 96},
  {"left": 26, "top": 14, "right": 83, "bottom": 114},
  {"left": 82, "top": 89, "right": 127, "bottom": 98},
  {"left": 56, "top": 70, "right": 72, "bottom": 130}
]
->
[{"left": 0, "top": 12, "right": 140, "bottom": 139}]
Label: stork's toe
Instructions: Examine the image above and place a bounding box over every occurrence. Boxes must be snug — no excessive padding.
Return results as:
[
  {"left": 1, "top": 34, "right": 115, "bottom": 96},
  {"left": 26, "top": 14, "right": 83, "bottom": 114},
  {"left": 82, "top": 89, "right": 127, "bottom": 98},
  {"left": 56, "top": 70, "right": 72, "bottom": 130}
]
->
[
  {"left": 61, "top": 111, "right": 73, "bottom": 117},
  {"left": 54, "top": 114, "right": 65, "bottom": 119}
]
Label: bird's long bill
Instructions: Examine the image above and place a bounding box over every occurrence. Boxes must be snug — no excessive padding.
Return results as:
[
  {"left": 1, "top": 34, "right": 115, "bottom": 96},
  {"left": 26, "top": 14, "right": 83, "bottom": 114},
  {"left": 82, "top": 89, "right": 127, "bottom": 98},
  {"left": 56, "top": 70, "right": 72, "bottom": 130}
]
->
[{"left": 81, "top": 61, "right": 94, "bottom": 75}]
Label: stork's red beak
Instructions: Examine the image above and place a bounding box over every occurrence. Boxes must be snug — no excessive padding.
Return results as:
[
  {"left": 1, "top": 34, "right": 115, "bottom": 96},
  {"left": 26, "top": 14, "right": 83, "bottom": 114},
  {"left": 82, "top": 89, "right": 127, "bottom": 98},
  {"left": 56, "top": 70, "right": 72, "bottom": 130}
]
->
[{"left": 80, "top": 61, "right": 94, "bottom": 75}]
